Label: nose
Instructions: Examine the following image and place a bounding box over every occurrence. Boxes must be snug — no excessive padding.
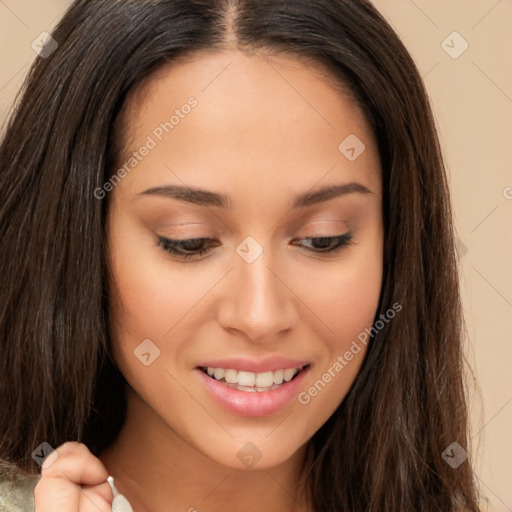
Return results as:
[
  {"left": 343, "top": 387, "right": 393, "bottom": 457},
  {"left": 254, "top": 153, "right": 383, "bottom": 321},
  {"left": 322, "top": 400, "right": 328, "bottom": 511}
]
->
[{"left": 216, "top": 244, "right": 299, "bottom": 342}]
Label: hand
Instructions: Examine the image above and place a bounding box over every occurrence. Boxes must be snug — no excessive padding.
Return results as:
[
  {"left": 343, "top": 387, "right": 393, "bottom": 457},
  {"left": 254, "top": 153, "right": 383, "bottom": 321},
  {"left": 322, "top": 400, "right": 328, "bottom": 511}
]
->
[{"left": 34, "top": 441, "right": 113, "bottom": 512}]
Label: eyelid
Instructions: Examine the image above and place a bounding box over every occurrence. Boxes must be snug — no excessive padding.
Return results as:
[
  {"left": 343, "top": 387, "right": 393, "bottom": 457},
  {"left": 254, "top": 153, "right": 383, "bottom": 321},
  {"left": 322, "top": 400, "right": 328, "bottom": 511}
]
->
[
  {"left": 156, "top": 235, "right": 218, "bottom": 259},
  {"left": 155, "top": 232, "right": 354, "bottom": 260},
  {"left": 291, "top": 233, "right": 354, "bottom": 253}
]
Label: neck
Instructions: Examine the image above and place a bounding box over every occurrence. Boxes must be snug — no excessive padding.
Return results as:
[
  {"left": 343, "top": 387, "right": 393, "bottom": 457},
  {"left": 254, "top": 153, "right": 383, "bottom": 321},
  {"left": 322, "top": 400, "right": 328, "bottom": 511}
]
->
[{"left": 99, "top": 386, "right": 313, "bottom": 512}]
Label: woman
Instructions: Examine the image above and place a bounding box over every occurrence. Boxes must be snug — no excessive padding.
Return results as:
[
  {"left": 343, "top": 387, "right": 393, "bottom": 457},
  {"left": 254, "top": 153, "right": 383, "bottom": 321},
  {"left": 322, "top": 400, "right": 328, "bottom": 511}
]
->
[{"left": 0, "top": 0, "right": 481, "bottom": 510}]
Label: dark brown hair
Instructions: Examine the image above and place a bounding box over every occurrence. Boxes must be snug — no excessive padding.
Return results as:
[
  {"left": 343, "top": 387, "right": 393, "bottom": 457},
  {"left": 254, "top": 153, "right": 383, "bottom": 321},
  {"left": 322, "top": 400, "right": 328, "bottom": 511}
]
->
[{"left": 0, "top": 0, "right": 480, "bottom": 510}]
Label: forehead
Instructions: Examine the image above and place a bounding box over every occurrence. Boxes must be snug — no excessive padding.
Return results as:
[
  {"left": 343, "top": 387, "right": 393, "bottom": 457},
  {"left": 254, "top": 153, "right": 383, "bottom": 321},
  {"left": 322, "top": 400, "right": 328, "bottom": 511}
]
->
[{"left": 113, "top": 49, "right": 381, "bottom": 200}]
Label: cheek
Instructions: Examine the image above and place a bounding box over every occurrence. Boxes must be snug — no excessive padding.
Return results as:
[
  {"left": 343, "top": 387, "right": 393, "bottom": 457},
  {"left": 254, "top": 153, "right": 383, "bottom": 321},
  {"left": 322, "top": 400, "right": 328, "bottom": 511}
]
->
[
  {"left": 108, "top": 210, "right": 383, "bottom": 362},
  {"left": 294, "top": 279, "right": 382, "bottom": 435},
  {"left": 107, "top": 224, "right": 211, "bottom": 341},
  {"left": 291, "top": 225, "right": 383, "bottom": 417},
  {"left": 299, "top": 227, "right": 383, "bottom": 349},
  {"left": 106, "top": 229, "right": 220, "bottom": 415},
  {"left": 330, "top": 256, "right": 382, "bottom": 340}
]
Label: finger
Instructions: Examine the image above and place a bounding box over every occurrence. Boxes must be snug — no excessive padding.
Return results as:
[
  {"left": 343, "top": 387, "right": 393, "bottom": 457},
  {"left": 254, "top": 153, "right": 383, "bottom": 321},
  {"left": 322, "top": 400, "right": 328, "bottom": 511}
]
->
[
  {"left": 41, "top": 442, "right": 109, "bottom": 486},
  {"left": 34, "top": 479, "right": 113, "bottom": 512},
  {"left": 34, "top": 476, "right": 81, "bottom": 512},
  {"left": 81, "top": 481, "right": 113, "bottom": 504},
  {"left": 79, "top": 487, "right": 112, "bottom": 512}
]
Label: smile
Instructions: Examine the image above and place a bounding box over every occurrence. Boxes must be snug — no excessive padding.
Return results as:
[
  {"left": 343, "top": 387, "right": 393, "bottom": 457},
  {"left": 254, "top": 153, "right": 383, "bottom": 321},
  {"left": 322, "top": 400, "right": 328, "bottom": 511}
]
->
[
  {"left": 200, "top": 365, "right": 308, "bottom": 392},
  {"left": 196, "top": 364, "right": 311, "bottom": 417}
]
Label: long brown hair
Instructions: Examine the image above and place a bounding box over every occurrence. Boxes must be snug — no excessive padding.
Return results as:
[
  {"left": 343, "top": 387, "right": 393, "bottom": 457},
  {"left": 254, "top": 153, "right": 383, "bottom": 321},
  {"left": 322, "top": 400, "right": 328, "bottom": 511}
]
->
[{"left": 0, "top": 0, "right": 480, "bottom": 509}]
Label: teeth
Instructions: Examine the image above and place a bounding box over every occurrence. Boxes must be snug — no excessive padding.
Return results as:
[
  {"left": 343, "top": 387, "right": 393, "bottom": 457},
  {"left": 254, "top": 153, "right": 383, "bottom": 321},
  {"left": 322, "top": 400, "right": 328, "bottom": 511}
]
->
[
  {"left": 273, "top": 369, "right": 284, "bottom": 384},
  {"left": 213, "top": 368, "right": 225, "bottom": 380},
  {"left": 224, "top": 369, "right": 238, "bottom": 384},
  {"left": 283, "top": 368, "right": 297, "bottom": 382},
  {"left": 237, "top": 370, "right": 255, "bottom": 387},
  {"left": 204, "top": 366, "right": 304, "bottom": 389},
  {"left": 255, "top": 371, "right": 274, "bottom": 387}
]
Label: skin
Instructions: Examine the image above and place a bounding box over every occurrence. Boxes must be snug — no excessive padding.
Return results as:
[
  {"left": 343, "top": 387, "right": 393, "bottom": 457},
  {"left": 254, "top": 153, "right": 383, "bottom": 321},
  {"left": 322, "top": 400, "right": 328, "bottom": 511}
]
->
[
  {"left": 99, "top": 49, "right": 383, "bottom": 512},
  {"left": 34, "top": 442, "right": 112, "bottom": 512}
]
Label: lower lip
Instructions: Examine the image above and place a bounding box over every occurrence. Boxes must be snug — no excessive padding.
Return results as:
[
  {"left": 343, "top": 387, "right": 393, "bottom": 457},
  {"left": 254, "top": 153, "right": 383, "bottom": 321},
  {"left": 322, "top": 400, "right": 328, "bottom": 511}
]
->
[{"left": 196, "top": 367, "right": 309, "bottom": 417}]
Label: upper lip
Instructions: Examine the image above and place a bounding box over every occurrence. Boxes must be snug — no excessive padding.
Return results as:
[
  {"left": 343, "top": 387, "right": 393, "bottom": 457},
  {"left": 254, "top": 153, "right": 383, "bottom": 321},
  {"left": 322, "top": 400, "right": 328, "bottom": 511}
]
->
[{"left": 196, "top": 356, "right": 310, "bottom": 373}]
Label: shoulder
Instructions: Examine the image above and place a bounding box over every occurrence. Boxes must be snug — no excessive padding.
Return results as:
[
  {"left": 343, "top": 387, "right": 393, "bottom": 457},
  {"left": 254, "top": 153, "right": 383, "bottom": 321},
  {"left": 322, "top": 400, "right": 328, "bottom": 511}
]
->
[{"left": 0, "top": 464, "right": 39, "bottom": 512}]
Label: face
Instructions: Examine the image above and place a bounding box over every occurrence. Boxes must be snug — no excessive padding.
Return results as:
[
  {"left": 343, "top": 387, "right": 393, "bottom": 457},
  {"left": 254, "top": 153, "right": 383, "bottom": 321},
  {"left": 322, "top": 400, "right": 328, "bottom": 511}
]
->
[{"left": 106, "top": 49, "right": 383, "bottom": 470}]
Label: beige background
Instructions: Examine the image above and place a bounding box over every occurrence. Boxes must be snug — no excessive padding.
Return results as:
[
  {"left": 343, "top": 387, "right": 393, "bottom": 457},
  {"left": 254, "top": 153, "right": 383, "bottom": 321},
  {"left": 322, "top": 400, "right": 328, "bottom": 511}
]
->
[{"left": 1, "top": 1, "right": 511, "bottom": 510}]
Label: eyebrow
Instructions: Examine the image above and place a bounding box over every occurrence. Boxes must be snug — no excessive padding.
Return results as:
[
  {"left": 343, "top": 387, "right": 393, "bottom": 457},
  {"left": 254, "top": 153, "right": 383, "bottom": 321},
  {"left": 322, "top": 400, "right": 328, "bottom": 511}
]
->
[{"left": 136, "top": 181, "right": 374, "bottom": 209}]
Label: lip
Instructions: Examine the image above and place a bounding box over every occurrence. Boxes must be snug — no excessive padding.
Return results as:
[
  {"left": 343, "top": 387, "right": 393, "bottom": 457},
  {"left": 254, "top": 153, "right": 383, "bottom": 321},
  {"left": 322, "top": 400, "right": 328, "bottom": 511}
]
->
[
  {"left": 195, "top": 356, "right": 310, "bottom": 373},
  {"left": 196, "top": 365, "right": 310, "bottom": 417}
]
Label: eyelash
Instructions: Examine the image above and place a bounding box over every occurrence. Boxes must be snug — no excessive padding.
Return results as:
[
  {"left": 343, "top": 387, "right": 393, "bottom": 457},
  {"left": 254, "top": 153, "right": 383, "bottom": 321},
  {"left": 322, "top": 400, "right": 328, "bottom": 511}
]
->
[{"left": 156, "top": 233, "right": 354, "bottom": 260}]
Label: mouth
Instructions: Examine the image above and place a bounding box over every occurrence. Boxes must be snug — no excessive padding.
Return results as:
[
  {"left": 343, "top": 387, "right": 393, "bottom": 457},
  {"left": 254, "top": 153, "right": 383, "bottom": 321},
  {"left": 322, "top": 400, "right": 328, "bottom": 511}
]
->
[
  {"left": 198, "top": 364, "right": 310, "bottom": 393},
  {"left": 196, "top": 363, "right": 311, "bottom": 417}
]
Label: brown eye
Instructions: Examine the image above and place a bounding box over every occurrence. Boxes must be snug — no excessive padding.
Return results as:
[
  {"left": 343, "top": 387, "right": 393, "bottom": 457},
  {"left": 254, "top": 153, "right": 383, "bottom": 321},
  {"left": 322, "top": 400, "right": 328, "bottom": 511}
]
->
[
  {"left": 291, "top": 233, "right": 354, "bottom": 253},
  {"left": 156, "top": 236, "right": 220, "bottom": 259}
]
